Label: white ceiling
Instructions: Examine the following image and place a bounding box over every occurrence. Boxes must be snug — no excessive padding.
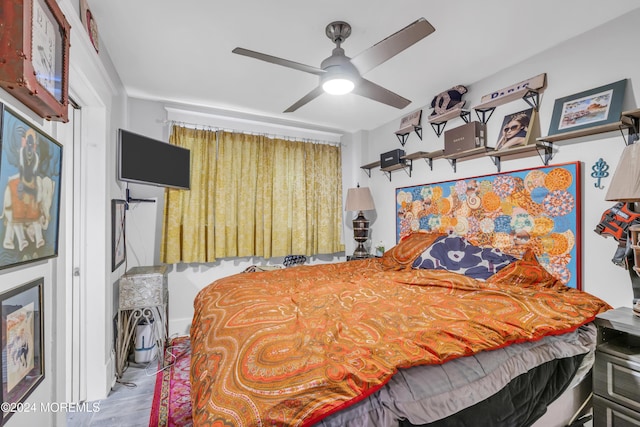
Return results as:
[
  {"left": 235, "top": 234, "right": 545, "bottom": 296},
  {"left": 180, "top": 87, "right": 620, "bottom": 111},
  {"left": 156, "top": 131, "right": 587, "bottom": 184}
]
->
[{"left": 88, "top": 0, "right": 640, "bottom": 134}]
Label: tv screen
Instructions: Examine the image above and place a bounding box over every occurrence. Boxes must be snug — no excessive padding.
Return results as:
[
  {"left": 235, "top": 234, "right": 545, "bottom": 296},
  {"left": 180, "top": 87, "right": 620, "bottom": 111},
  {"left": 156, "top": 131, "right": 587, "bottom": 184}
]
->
[{"left": 117, "top": 129, "right": 191, "bottom": 190}]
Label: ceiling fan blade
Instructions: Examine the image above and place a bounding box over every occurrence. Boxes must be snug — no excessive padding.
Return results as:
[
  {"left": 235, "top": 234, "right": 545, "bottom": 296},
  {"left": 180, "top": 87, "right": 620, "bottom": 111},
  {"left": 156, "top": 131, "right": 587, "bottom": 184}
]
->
[
  {"left": 232, "top": 47, "right": 325, "bottom": 76},
  {"left": 353, "top": 78, "right": 411, "bottom": 109},
  {"left": 350, "top": 18, "right": 435, "bottom": 75},
  {"left": 284, "top": 86, "right": 325, "bottom": 113}
]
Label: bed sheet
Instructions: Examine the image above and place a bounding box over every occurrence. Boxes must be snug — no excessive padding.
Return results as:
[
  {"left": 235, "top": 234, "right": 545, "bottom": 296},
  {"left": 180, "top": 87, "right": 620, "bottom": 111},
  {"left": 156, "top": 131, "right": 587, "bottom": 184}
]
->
[{"left": 318, "top": 323, "right": 595, "bottom": 426}]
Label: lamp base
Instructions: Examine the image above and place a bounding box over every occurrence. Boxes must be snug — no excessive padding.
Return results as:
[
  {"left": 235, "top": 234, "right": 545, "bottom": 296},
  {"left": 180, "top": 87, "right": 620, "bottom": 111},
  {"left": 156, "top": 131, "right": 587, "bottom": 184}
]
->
[
  {"left": 352, "top": 243, "right": 369, "bottom": 259},
  {"left": 352, "top": 211, "right": 370, "bottom": 259}
]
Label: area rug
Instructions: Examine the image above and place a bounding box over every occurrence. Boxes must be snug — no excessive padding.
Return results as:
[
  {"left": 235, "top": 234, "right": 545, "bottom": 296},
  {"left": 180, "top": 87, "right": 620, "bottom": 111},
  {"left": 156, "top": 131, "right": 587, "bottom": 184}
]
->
[{"left": 149, "top": 336, "right": 193, "bottom": 427}]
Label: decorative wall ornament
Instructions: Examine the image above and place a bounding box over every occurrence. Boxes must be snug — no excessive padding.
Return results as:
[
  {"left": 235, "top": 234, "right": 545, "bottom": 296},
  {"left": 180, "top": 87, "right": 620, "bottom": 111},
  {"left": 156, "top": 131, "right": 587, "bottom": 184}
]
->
[
  {"left": 591, "top": 158, "right": 609, "bottom": 189},
  {"left": 429, "top": 85, "right": 468, "bottom": 118},
  {"left": 395, "top": 162, "right": 581, "bottom": 289},
  {"left": 80, "top": 0, "right": 99, "bottom": 53},
  {"left": 478, "top": 73, "right": 546, "bottom": 106}
]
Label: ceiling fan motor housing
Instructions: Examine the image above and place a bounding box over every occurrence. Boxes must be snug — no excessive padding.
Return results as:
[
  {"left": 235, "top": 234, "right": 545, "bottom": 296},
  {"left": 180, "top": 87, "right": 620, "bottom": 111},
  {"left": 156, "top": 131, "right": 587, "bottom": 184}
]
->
[{"left": 325, "top": 21, "right": 352, "bottom": 44}]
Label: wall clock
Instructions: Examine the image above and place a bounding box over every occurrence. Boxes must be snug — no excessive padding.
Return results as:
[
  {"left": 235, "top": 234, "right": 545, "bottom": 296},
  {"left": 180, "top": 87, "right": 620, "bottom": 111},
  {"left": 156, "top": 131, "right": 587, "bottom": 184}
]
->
[{"left": 0, "top": 0, "right": 71, "bottom": 122}]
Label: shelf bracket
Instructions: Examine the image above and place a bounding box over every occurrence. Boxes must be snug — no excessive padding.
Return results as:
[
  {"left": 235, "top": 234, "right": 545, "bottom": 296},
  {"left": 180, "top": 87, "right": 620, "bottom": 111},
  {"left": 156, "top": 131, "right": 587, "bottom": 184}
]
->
[
  {"left": 523, "top": 89, "right": 540, "bottom": 111},
  {"left": 424, "top": 157, "right": 433, "bottom": 171},
  {"left": 396, "top": 125, "right": 422, "bottom": 146},
  {"left": 430, "top": 121, "right": 447, "bottom": 137},
  {"left": 475, "top": 107, "right": 495, "bottom": 124},
  {"left": 361, "top": 167, "right": 373, "bottom": 178},
  {"left": 536, "top": 141, "right": 554, "bottom": 165},
  {"left": 446, "top": 158, "right": 457, "bottom": 173},
  {"left": 396, "top": 132, "right": 410, "bottom": 146},
  {"left": 625, "top": 115, "right": 640, "bottom": 145},
  {"left": 414, "top": 126, "right": 423, "bottom": 141},
  {"left": 491, "top": 156, "right": 501, "bottom": 173},
  {"left": 460, "top": 110, "right": 471, "bottom": 123}
]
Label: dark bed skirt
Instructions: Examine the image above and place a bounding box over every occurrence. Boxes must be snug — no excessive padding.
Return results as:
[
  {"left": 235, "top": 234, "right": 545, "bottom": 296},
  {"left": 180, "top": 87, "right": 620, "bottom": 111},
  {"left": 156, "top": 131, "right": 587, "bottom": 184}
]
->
[{"left": 401, "top": 354, "right": 586, "bottom": 427}]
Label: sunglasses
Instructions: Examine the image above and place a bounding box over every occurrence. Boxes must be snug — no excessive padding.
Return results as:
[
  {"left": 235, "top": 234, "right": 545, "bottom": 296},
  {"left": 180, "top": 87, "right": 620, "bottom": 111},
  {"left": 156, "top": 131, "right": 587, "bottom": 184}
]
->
[{"left": 503, "top": 124, "right": 521, "bottom": 132}]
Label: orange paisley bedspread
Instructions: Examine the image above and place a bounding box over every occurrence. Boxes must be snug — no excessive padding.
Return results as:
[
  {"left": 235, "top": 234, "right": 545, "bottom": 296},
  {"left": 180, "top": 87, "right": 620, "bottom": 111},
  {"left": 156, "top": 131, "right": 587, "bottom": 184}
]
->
[{"left": 190, "top": 258, "right": 610, "bottom": 427}]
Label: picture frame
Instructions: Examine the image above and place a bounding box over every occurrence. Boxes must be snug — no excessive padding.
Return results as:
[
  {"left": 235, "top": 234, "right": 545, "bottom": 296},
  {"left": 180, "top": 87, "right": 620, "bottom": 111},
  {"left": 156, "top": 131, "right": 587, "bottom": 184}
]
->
[
  {"left": 0, "top": 0, "right": 71, "bottom": 122},
  {"left": 494, "top": 108, "right": 540, "bottom": 151},
  {"left": 0, "top": 278, "right": 44, "bottom": 424},
  {"left": 0, "top": 104, "right": 63, "bottom": 270},
  {"left": 395, "top": 162, "right": 581, "bottom": 289},
  {"left": 111, "top": 199, "right": 126, "bottom": 271},
  {"left": 547, "top": 79, "right": 627, "bottom": 136}
]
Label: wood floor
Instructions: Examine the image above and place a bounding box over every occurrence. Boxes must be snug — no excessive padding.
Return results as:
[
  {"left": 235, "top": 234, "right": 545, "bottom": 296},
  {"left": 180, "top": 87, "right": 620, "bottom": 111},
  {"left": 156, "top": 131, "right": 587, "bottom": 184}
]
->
[{"left": 66, "top": 362, "right": 157, "bottom": 427}]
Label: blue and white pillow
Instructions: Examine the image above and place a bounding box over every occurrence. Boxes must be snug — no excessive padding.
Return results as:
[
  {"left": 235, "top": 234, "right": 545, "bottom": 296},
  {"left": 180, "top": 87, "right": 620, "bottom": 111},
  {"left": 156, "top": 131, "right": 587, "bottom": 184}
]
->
[{"left": 412, "top": 235, "right": 516, "bottom": 280}]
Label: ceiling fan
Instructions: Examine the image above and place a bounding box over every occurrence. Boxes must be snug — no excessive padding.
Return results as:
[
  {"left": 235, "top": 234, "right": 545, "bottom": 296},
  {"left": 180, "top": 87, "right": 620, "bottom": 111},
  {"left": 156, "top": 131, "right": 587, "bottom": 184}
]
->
[{"left": 232, "top": 18, "right": 435, "bottom": 113}]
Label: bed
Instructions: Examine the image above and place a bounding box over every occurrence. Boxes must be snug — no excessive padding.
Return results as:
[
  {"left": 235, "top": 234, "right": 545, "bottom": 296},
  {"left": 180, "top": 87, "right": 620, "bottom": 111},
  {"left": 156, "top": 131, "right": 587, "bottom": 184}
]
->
[{"left": 189, "top": 232, "right": 611, "bottom": 426}]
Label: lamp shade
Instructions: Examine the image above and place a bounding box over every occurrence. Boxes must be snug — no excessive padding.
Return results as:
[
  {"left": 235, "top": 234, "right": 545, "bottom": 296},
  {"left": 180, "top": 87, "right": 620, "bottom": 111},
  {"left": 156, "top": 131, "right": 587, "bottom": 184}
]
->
[
  {"left": 345, "top": 187, "right": 375, "bottom": 211},
  {"left": 605, "top": 143, "right": 640, "bottom": 202}
]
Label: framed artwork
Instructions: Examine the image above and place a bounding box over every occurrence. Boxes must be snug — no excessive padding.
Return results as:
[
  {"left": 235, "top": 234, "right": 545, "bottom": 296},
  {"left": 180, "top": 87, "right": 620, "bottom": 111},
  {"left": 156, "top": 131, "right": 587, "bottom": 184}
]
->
[
  {"left": 0, "top": 105, "right": 62, "bottom": 270},
  {"left": 111, "top": 199, "right": 126, "bottom": 271},
  {"left": 0, "top": 278, "right": 44, "bottom": 424},
  {"left": 494, "top": 108, "right": 540, "bottom": 151},
  {"left": 395, "top": 162, "right": 581, "bottom": 289},
  {"left": 547, "top": 79, "right": 627, "bottom": 136}
]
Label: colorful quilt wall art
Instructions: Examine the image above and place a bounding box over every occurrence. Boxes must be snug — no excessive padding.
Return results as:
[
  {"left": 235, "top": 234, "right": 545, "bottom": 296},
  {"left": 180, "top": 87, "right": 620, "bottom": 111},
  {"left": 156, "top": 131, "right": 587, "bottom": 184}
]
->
[{"left": 396, "top": 162, "right": 581, "bottom": 289}]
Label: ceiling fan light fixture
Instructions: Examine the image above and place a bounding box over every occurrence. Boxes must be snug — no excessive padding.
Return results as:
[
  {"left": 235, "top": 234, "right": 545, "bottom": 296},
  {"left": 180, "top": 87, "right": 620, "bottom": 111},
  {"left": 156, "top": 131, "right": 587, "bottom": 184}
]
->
[{"left": 322, "top": 77, "right": 355, "bottom": 95}]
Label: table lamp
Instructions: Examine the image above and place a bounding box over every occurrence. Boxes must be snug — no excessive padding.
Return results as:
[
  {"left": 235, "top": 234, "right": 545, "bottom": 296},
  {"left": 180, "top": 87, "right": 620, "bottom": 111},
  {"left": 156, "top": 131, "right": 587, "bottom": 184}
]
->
[
  {"left": 345, "top": 185, "right": 375, "bottom": 258},
  {"left": 605, "top": 141, "right": 640, "bottom": 306}
]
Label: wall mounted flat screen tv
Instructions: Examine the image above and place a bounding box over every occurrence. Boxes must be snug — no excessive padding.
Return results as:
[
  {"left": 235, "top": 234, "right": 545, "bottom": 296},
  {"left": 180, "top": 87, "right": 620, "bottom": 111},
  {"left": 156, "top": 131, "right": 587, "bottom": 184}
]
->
[{"left": 117, "top": 129, "right": 191, "bottom": 190}]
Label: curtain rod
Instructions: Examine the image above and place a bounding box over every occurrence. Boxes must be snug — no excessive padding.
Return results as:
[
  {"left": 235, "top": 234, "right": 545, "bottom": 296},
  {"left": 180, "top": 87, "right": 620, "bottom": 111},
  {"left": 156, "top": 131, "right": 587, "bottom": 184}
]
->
[{"left": 161, "top": 119, "right": 343, "bottom": 147}]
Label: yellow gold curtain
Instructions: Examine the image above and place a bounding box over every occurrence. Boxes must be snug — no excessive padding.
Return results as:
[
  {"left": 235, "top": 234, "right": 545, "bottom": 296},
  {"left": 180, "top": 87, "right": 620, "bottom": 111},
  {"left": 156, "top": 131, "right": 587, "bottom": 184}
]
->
[{"left": 161, "top": 126, "right": 344, "bottom": 263}]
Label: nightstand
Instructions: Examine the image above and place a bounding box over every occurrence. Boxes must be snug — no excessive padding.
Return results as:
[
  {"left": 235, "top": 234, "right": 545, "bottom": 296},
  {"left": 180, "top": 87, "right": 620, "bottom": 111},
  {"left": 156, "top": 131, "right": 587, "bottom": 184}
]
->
[
  {"left": 115, "top": 265, "right": 168, "bottom": 378},
  {"left": 593, "top": 307, "right": 640, "bottom": 425}
]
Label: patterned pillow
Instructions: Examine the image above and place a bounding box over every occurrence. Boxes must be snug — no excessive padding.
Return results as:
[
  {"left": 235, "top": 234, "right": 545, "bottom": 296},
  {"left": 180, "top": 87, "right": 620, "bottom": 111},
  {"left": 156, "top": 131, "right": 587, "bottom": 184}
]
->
[
  {"left": 486, "top": 248, "right": 560, "bottom": 288},
  {"left": 283, "top": 255, "right": 307, "bottom": 267},
  {"left": 412, "top": 235, "right": 516, "bottom": 280},
  {"left": 380, "top": 232, "right": 446, "bottom": 271}
]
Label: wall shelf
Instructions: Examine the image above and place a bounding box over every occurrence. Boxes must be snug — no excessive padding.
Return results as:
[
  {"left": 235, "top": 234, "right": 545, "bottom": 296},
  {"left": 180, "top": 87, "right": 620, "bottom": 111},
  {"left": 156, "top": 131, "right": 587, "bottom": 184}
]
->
[
  {"left": 395, "top": 125, "right": 422, "bottom": 146},
  {"left": 489, "top": 142, "right": 553, "bottom": 172},
  {"left": 403, "top": 150, "right": 445, "bottom": 170},
  {"left": 537, "top": 114, "right": 635, "bottom": 144},
  {"left": 442, "top": 147, "right": 494, "bottom": 173},
  {"left": 380, "top": 161, "right": 412, "bottom": 181},
  {"left": 472, "top": 88, "right": 541, "bottom": 124},
  {"left": 360, "top": 150, "right": 444, "bottom": 180},
  {"left": 427, "top": 107, "right": 471, "bottom": 137},
  {"left": 360, "top": 159, "right": 412, "bottom": 181},
  {"left": 360, "top": 160, "right": 381, "bottom": 177}
]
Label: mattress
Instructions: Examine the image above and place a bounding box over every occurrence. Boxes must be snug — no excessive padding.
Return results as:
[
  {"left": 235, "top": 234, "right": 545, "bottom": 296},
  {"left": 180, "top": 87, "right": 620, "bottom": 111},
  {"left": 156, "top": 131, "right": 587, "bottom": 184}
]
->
[{"left": 318, "top": 323, "right": 595, "bottom": 426}]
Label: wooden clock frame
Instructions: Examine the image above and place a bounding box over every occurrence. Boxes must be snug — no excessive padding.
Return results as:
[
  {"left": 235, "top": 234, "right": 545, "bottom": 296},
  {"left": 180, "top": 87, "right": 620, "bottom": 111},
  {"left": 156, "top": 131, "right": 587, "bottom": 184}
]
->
[{"left": 0, "top": 0, "right": 71, "bottom": 122}]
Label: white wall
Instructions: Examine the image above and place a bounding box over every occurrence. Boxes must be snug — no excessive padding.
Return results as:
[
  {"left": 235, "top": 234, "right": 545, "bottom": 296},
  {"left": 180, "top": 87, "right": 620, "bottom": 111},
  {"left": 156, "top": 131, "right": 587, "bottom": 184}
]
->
[{"left": 355, "top": 10, "right": 640, "bottom": 309}]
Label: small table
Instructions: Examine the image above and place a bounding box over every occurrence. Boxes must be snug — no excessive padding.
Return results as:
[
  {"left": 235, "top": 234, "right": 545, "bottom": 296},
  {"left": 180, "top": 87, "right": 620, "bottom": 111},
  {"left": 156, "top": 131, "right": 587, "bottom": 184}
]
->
[{"left": 115, "top": 265, "right": 168, "bottom": 379}]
